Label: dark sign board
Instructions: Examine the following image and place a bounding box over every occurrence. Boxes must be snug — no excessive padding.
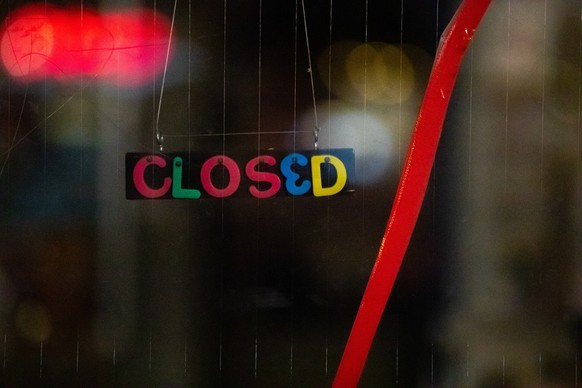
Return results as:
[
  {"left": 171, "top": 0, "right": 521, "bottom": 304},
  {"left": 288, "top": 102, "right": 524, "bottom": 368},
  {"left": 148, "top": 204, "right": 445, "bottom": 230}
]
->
[{"left": 126, "top": 149, "right": 355, "bottom": 199}]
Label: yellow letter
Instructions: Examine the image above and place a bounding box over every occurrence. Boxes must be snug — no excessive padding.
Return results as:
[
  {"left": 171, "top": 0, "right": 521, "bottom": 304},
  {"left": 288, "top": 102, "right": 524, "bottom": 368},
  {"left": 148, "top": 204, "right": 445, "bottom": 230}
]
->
[{"left": 311, "top": 155, "right": 347, "bottom": 197}]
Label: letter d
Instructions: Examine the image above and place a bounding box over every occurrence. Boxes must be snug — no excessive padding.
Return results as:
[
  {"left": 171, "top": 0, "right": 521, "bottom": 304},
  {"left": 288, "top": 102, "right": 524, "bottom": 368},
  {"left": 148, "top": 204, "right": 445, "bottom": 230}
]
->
[{"left": 311, "top": 155, "right": 347, "bottom": 197}]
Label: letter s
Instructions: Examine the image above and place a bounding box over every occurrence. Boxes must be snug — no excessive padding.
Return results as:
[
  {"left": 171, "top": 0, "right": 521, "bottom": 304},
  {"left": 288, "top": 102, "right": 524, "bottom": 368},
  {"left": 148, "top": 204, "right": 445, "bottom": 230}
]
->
[{"left": 245, "top": 156, "right": 281, "bottom": 198}]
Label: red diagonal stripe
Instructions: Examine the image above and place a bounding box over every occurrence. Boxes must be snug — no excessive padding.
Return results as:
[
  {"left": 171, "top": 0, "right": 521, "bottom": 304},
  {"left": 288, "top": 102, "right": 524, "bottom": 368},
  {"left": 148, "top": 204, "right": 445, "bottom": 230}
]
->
[{"left": 333, "top": 1, "right": 492, "bottom": 386}]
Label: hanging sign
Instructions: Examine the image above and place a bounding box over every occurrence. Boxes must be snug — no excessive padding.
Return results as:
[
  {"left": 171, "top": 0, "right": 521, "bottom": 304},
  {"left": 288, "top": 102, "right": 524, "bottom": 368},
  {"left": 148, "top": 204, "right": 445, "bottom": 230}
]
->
[{"left": 126, "top": 149, "right": 355, "bottom": 199}]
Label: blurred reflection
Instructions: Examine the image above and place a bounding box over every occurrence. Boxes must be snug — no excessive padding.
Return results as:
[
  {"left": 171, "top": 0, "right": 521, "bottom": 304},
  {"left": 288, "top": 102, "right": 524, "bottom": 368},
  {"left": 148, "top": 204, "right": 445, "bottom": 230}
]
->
[
  {"left": 1, "top": 3, "right": 173, "bottom": 86},
  {"left": 441, "top": 1, "right": 582, "bottom": 386},
  {"left": 318, "top": 41, "right": 416, "bottom": 105},
  {"left": 297, "top": 100, "right": 397, "bottom": 184},
  {"left": 15, "top": 301, "right": 51, "bottom": 343},
  {"left": 2, "top": 0, "right": 581, "bottom": 386}
]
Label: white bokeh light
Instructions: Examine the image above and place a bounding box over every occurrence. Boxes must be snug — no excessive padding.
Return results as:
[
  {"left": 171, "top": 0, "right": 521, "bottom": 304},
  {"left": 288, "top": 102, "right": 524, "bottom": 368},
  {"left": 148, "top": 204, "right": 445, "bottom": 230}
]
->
[{"left": 294, "top": 100, "right": 398, "bottom": 185}]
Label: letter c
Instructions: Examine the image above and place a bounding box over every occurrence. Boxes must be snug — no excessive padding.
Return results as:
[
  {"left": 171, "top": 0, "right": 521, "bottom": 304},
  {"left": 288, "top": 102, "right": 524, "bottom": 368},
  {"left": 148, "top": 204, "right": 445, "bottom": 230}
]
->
[{"left": 133, "top": 155, "right": 172, "bottom": 198}]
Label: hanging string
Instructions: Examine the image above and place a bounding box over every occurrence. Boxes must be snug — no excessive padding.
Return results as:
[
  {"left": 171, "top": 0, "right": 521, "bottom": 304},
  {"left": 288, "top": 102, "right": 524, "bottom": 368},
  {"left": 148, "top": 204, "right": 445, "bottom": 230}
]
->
[
  {"left": 540, "top": 0, "right": 547, "bottom": 196},
  {"left": 254, "top": 0, "right": 263, "bottom": 380},
  {"left": 218, "top": 0, "right": 228, "bottom": 381},
  {"left": 222, "top": 0, "right": 227, "bottom": 157},
  {"left": 326, "top": 0, "right": 333, "bottom": 153},
  {"left": 504, "top": 0, "right": 511, "bottom": 195},
  {"left": 300, "top": 0, "right": 320, "bottom": 150},
  {"left": 188, "top": 0, "right": 192, "bottom": 156},
  {"left": 290, "top": 0, "right": 299, "bottom": 379},
  {"left": 155, "top": 0, "right": 178, "bottom": 152},
  {"left": 293, "top": 0, "right": 299, "bottom": 152},
  {"left": 398, "top": 0, "right": 404, "bottom": 169}
]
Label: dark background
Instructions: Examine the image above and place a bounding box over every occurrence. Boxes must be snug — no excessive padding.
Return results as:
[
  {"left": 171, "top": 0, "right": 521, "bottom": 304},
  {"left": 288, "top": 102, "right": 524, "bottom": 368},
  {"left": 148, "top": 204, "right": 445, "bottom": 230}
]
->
[{"left": 1, "top": 0, "right": 580, "bottom": 387}]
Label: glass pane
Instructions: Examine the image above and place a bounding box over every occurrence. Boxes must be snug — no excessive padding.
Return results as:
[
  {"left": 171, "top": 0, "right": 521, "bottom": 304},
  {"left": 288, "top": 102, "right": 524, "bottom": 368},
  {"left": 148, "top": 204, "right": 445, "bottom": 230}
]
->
[{"left": 0, "top": 0, "right": 578, "bottom": 386}]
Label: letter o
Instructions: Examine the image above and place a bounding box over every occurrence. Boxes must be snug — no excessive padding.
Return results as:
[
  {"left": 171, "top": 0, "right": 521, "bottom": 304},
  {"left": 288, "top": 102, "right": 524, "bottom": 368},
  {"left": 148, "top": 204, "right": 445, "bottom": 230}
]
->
[{"left": 200, "top": 155, "right": 241, "bottom": 198}]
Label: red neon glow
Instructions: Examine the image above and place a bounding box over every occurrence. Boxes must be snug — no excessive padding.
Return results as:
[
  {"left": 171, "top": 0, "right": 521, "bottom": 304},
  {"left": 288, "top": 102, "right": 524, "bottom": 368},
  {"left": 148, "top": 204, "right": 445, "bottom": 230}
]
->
[
  {"left": 1, "top": 3, "right": 173, "bottom": 86},
  {"left": 332, "top": 0, "right": 492, "bottom": 386}
]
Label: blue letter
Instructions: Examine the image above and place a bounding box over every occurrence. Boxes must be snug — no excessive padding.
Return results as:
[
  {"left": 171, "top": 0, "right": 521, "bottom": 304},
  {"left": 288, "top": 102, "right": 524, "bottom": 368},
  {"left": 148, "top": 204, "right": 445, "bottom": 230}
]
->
[{"left": 280, "top": 153, "right": 311, "bottom": 195}]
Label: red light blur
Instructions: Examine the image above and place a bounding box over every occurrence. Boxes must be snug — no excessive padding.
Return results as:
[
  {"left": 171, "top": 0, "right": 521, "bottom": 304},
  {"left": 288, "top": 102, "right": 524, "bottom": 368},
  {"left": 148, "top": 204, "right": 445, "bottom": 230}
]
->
[{"left": 0, "top": 3, "right": 173, "bottom": 86}]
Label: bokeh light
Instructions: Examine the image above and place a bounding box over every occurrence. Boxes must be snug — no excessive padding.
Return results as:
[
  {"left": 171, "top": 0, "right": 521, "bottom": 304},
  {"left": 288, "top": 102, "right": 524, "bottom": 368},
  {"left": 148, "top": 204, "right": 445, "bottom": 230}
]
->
[
  {"left": 296, "top": 100, "right": 397, "bottom": 185},
  {"left": 15, "top": 301, "right": 52, "bottom": 343},
  {"left": 318, "top": 41, "right": 416, "bottom": 105},
  {"left": 0, "top": 3, "right": 173, "bottom": 86}
]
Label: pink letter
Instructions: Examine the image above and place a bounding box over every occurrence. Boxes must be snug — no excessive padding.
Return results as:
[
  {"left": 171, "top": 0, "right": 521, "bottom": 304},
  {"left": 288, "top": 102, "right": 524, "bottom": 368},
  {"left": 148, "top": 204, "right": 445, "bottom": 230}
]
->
[
  {"left": 133, "top": 155, "right": 171, "bottom": 198},
  {"left": 200, "top": 156, "right": 241, "bottom": 198},
  {"left": 245, "top": 156, "right": 281, "bottom": 198}
]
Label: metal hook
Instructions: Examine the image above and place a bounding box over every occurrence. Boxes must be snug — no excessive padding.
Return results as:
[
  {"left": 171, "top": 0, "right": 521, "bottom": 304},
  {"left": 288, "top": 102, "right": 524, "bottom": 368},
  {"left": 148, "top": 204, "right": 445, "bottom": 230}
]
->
[
  {"left": 313, "top": 125, "right": 320, "bottom": 150},
  {"left": 156, "top": 131, "right": 164, "bottom": 152}
]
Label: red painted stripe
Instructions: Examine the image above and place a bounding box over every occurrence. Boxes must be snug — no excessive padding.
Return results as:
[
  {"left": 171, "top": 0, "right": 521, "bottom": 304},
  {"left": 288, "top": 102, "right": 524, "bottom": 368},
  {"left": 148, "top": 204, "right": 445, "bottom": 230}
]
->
[{"left": 332, "top": 0, "right": 492, "bottom": 386}]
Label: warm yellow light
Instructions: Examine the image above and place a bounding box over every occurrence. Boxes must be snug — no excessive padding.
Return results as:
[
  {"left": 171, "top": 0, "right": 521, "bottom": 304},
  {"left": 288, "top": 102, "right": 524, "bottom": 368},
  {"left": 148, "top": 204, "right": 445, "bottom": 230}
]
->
[
  {"left": 318, "top": 41, "right": 416, "bottom": 105},
  {"left": 14, "top": 301, "right": 52, "bottom": 343},
  {"left": 347, "top": 42, "right": 415, "bottom": 105}
]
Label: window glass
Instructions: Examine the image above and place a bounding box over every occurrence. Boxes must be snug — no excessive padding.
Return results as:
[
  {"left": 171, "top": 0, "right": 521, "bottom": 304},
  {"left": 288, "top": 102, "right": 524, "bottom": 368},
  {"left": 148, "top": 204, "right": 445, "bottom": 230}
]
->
[{"left": 0, "top": 1, "right": 579, "bottom": 386}]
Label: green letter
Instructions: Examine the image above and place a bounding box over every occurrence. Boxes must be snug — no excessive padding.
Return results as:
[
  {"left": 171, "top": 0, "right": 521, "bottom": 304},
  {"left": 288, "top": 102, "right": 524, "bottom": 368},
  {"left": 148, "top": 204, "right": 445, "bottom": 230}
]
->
[{"left": 172, "top": 157, "right": 201, "bottom": 199}]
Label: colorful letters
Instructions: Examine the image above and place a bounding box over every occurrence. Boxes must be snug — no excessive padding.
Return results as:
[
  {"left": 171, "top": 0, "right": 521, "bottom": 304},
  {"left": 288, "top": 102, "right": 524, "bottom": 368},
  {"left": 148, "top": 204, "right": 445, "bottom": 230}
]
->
[
  {"left": 126, "top": 149, "right": 355, "bottom": 200},
  {"left": 281, "top": 153, "right": 311, "bottom": 196}
]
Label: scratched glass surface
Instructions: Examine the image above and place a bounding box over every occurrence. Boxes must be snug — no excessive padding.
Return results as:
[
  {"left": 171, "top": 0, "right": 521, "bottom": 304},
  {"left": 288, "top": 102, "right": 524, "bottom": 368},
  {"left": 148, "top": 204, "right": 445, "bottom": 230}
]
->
[{"left": 0, "top": 0, "right": 579, "bottom": 386}]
